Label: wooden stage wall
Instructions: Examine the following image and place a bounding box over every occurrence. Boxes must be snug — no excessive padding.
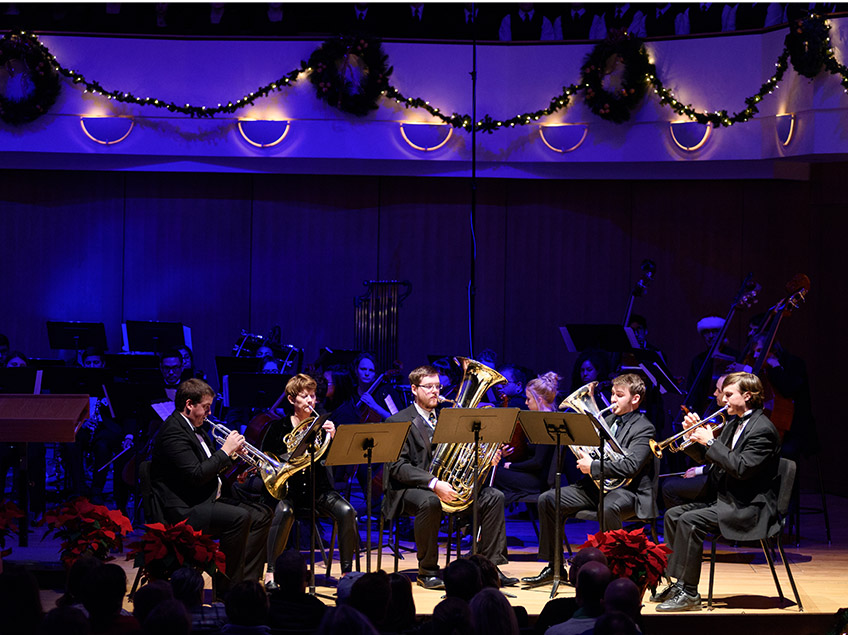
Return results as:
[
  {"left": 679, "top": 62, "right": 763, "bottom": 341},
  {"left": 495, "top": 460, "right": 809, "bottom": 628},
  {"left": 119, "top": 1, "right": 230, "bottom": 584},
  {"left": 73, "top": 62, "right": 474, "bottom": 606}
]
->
[{"left": 0, "top": 166, "right": 844, "bottom": 493}]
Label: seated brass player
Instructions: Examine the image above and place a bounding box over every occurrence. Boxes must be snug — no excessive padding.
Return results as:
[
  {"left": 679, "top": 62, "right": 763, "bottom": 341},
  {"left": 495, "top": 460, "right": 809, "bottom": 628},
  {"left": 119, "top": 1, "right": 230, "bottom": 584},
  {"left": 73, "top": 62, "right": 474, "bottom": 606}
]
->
[{"left": 653, "top": 372, "right": 780, "bottom": 611}]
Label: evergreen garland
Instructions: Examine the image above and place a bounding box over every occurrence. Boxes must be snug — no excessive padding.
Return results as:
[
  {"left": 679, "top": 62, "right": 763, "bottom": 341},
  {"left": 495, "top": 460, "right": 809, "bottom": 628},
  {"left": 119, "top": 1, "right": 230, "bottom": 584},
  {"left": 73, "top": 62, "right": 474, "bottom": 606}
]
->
[{"left": 0, "top": 31, "right": 61, "bottom": 125}]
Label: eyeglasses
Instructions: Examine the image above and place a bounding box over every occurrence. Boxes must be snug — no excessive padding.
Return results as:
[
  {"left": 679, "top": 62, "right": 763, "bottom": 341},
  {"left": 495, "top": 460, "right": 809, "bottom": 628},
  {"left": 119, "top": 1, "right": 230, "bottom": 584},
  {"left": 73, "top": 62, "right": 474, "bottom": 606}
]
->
[{"left": 416, "top": 383, "right": 441, "bottom": 392}]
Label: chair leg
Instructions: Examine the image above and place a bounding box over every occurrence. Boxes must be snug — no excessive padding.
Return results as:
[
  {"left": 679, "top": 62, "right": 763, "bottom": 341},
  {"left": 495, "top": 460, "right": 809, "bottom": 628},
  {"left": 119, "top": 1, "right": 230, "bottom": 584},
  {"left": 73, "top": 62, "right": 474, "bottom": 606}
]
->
[
  {"left": 707, "top": 539, "right": 717, "bottom": 610},
  {"left": 761, "top": 538, "right": 785, "bottom": 605},
  {"left": 393, "top": 517, "right": 400, "bottom": 573},
  {"left": 326, "top": 520, "right": 338, "bottom": 578},
  {"left": 445, "top": 515, "right": 453, "bottom": 568},
  {"left": 376, "top": 515, "right": 384, "bottom": 572},
  {"left": 128, "top": 567, "right": 144, "bottom": 601},
  {"left": 563, "top": 520, "right": 573, "bottom": 557},
  {"left": 776, "top": 535, "right": 804, "bottom": 611},
  {"left": 815, "top": 455, "right": 832, "bottom": 545}
]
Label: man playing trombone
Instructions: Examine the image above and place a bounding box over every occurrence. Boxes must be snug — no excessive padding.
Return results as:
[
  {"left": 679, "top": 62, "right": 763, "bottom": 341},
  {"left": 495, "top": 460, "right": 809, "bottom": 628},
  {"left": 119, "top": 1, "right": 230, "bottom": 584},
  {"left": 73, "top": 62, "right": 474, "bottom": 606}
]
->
[
  {"left": 523, "top": 373, "right": 656, "bottom": 586},
  {"left": 653, "top": 371, "right": 780, "bottom": 611},
  {"left": 151, "top": 378, "right": 272, "bottom": 594}
]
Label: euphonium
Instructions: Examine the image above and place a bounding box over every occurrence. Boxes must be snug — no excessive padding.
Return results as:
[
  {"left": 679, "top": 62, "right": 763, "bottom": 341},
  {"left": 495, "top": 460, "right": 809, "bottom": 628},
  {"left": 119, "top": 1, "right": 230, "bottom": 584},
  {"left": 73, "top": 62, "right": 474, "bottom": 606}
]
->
[
  {"left": 207, "top": 413, "right": 331, "bottom": 500},
  {"left": 557, "top": 382, "right": 631, "bottom": 491},
  {"left": 428, "top": 357, "right": 507, "bottom": 514}
]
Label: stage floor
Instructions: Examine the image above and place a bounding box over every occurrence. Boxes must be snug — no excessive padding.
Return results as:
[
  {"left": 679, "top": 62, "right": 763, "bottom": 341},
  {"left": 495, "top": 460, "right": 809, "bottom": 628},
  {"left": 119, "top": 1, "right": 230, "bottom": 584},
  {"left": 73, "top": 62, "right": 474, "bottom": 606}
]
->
[{"left": 9, "top": 491, "right": 846, "bottom": 633}]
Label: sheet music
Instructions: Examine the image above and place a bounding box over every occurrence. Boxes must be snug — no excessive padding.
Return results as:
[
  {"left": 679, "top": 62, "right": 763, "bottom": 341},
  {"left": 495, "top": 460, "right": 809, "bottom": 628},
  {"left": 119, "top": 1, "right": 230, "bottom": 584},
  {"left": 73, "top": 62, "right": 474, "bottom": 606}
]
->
[{"left": 152, "top": 401, "right": 174, "bottom": 421}]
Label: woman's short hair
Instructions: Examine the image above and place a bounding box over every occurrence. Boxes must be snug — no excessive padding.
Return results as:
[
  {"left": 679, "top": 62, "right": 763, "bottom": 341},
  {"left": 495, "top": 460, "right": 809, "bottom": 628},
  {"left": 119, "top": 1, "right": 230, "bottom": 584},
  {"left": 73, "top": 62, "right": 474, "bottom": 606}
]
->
[{"left": 285, "top": 373, "right": 318, "bottom": 400}]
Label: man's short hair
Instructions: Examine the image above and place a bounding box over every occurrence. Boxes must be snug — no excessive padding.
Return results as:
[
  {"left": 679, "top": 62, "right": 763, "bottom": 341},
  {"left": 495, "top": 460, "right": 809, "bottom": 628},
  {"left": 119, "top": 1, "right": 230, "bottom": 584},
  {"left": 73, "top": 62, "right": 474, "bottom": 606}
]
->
[
  {"left": 722, "top": 372, "right": 765, "bottom": 409},
  {"left": 443, "top": 557, "right": 482, "bottom": 602},
  {"left": 612, "top": 373, "right": 646, "bottom": 401},
  {"left": 159, "top": 349, "right": 183, "bottom": 365},
  {"left": 409, "top": 365, "right": 440, "bottom": 386},
  {"left": 175, "top": 378, "right": 215, "bottom": 412},
  {"left": 285, "top": 373, "right": 318, "bottom": 400},
  {"left": 225, "top": 581, "right": 268, "bottom": 627},
  {"left": 273, "top": 549, "right": 308, "bottom": 594},
  {"left": 498, "top": 364, "right": 526, "bottom": 387}
]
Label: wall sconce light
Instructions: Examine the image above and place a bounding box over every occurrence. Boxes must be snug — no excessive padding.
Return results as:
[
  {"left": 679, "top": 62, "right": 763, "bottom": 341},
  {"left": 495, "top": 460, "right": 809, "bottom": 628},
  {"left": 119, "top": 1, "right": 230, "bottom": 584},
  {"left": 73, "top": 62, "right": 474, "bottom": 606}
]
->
[
  {"left": 79, "top": 116, "right": 134, "bottom": 145},
  {"left": 669, "top": 121, "right": 712, "bottom": 152},
  {"left": 538, "top": 124, "right": 588, "bottom": 153},
  {"left": 237, "top": 119, "right": 291, "bottom": 148},
  {"left": 776, "top": 113, "right": 795, "bottom": 147},
  {"left": 399, "top": 122, "right": 453, "bottom": 151}
]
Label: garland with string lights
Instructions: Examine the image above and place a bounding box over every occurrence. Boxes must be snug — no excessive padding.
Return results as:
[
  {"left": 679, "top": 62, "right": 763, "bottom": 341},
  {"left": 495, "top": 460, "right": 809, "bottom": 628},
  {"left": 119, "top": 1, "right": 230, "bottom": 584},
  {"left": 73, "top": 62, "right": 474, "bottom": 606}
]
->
[
  {"left": 4, "top": 15, "right": 848, "bottom": 133},
  {"left": 580, "top": 33, "right": 652, "bottom": 123},
  {"left": 0, "top": 31, "right": 60, "bottom": 125},
  {"left": 306, "top": 34, "right": 392, "bottom": 116}
]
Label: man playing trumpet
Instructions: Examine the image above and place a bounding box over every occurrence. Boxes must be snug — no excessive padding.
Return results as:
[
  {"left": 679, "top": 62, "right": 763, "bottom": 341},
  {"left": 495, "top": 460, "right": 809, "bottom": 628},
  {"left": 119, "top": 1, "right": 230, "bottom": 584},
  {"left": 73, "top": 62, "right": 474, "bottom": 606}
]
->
[
  {"left": 152, "top": 378, "right": 272, "bottom": 594},
  {"left": 654, "top": 371, "right": 780, "bottom": 611}
]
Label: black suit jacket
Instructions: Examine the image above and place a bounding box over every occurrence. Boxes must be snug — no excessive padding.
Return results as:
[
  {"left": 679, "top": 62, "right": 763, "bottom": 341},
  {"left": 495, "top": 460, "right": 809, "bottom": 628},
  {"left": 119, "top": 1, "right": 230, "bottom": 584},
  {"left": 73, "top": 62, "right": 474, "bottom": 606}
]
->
[
  {"left": 151, "top": 411, "right": 234, "bottom": 526},
  {"left": 684, "top": 409, "right": 780, "bottom": 540},
  {"left": 383, "top": 404, "right": 436, "bottom": 519},
  {"left": 588, "top": 410, "right": 656, "bottom": 518}
]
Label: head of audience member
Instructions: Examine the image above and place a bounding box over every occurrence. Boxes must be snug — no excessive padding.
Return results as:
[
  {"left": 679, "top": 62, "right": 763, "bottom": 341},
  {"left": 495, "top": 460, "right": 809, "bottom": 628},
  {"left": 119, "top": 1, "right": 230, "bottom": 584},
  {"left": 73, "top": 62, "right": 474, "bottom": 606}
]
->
[
  {"left": 444, "top": 557, "right": 482, "bottom": 602},
  {"left": 0, "top": 333, "right": 9, "bottom": 356},
  {"left": 385, "top": 572, "right": 417, "bottom": 633},
  {"left": 57, "top": 555, "right": 103, "bottom": 608},
  {"left": 409, "top": 365, "right": 441, "bottom": 411},
  {"left": 317, "top": 604, "right": 379, "bottom": 635},
  {"left": 177, "top": 346, "right": 193, "bottom": 374},
  {"left": 352, "top": 352, "right": 378, "bottom": 391},
  {"left": 225, "top": 580, "right": 269, "bottom": 627},
  {"left": 4, "top": 350, "right": 28, "bottom": 367},
  {"left": 567, "top": 546, "right": 609, "bottom": 586},
  {"left": 497, "top": 364, "right": 526, "bottom": 400},
  {"left": 349, "top": 571, "right": 391, "bottom": 629},
  {"left": 80, "top": 563, "right": 129, "bottom": 632},
  {"left": 469, "top": 587, "right": 519, "bottom": 635},
  {"left": 0, "top": 563, "right": 43, "bottom": 635},
  {"left": 610, "top": 373, "right": 646, "bottom": 416},
  {"left": 285, "top": 373, "right": 318, "bottom": 420},
  {"left": 575, "top": 561, "right": 612, "bottom": 618},
  {"left": 169, "top": 566, "right": 205, "bottom": 609},
  {"left": 175, "top": 378, "right": 215, "bottom": 428},
  {"left": 272, "top": 549, "right": 308, "bottom": 595},
  {"left": 132, "top": 580, "right": 174, "bottom": 625},
  {"left": 603, "top": 577, "right": 642, "bottom": 623},
  {"left": 431, "top": 597, "right": 473, "bottom": 635},
  {"left": 336, "top": 571, "right": 365, "bottom": 606},
  {"left": 526, "top": 371, "right": 561, "bottom": 412},
  {"left": 160, "top": 349, "right": 184, "bottom": 386},
  {"left": 143, "top": 599, "right": 191, "bottom": 635},
  {"left": 572, "top": 350, "right": 610, "bottom": 389},
  {"left": 39, "top": 606, "right": 90, "bottom": 635},
  {"left": 593, "top": 610, "right": 640, "bottom": 635},
  {"left": 81, "top": 347, "right": 106, "bottom": 368},
  {"left": 628, "top": 314, "right": 649, "bottom": 348},
  {"left": 696, "top": 316, "right": 725, "bottom": 348},
  {"left": 468, "top": 553, "right": 500, "bottom": 589}
]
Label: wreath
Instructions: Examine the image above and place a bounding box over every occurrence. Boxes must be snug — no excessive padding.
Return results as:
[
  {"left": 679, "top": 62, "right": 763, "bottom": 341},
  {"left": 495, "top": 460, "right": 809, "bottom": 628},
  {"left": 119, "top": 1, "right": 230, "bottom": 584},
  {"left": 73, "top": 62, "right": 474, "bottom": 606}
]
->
[
  {"left": 785, "top": 14, "right": 831, "bottom": 79},
  {"left": 580, "top": 33, "right": 651, "bottom": 124},
  {"left": 0, "top": 32, "right": 61, "bottom": 126},
  {"left": 306, "top": 33, "right": 392, "bottom": 117}
]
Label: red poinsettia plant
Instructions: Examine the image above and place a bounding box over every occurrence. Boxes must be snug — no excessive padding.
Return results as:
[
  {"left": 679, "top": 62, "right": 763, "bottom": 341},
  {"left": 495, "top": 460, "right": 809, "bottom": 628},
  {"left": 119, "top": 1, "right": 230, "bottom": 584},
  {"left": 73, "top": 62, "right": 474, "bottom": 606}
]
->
[
  {"left": 39, "top": 497, "right": 133, "bottom": 567},
  {"left": 0, "top": 500, "right": 25, "bottom": 558},
  {"left": 580, "top": 527, "right": 672, "bottom": 591},
  {"left": 127, "top": 520, "right": 226, "bottom": 582}
]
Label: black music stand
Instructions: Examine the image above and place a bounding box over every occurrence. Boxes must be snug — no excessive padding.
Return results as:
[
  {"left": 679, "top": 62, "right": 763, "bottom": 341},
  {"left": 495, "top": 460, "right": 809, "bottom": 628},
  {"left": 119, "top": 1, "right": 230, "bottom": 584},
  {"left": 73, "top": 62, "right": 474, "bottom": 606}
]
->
[
  {"left": 223, "top": 373, "right": 290, "bottom": 409},
  {"left": 518, "top": 410, "right": 601, "bottom": 598},
  {"left": 325, "top": 422, "right": 411, "bottom": 572},
  {"left": 618, "top": 349, "right": 683, "bottom": 396},
  {"left": 124, "top": 321, "right": 185, "bottom": 353},
  {"left": 432, "top": 407, "right": 520, "bottom": 554},
  {"left": 215, "top": 356, "right": 262, "bottom": 388},
  {"left": 46, "top": 321, "right": 107, "bottom": 352},
  {"left": 559, "top": 324, "right": 639, "bottom": 354}
]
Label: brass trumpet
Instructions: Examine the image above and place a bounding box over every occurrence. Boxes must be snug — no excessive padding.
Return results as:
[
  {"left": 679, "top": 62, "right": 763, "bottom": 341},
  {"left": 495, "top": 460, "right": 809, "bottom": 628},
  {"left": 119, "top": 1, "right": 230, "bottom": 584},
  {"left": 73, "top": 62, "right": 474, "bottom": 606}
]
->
[{"left": 649, "top": 405, "right": 730, "bottom": 458}]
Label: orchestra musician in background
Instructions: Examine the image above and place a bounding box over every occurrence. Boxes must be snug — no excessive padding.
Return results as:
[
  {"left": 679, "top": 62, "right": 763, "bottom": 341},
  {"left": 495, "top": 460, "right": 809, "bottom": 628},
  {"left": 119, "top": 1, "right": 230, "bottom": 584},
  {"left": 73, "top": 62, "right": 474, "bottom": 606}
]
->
[{"left": 654, "top": 372, "right": 780, "bottom": 612}]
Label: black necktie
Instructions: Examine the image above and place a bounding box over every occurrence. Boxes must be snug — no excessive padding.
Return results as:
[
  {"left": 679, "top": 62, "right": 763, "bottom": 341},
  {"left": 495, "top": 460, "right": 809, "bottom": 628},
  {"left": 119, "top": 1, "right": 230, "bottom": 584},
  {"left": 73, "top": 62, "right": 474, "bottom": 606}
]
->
[
  {"left": 610, "top": 417, "right": 622, "bottom": 439},
  {"left": 414, "top": 8, "right": 420, "bottom": 19},
  {"left": 523, "top": 12, "right": 530, "bottom": 23}
]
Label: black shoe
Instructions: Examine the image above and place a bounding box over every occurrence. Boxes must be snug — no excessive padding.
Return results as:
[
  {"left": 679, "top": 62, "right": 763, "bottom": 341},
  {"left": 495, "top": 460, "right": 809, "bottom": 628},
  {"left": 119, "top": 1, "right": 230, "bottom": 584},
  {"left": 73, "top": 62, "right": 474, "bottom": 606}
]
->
[
  {"left": 497, "top": 568, "right": 519, "bottom": 587},
  {"left": 520, "top": 564, "right": 565, "bottom": 586},
  {"left": 656, "top": 589, "right": 702, "bottom": 612},
  {"left": 649, "top": 583, "right": 677, "bottom": 603},
  {"left": 417, "top": 575, "right": 445, "bottom": 590}
]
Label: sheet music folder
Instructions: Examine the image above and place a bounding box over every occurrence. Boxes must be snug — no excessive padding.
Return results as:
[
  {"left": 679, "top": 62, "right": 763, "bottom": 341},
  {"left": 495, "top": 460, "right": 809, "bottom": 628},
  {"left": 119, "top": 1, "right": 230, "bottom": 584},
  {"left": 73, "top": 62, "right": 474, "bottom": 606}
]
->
[
  {"left": 324, "top": 421, "right": 411, "bottom": 466},
  {"left": 517, "top": 411, "right": 601, "bottom": 447},
  {"left": 432, "top": 407, "right": 520, "bottom": 445}
]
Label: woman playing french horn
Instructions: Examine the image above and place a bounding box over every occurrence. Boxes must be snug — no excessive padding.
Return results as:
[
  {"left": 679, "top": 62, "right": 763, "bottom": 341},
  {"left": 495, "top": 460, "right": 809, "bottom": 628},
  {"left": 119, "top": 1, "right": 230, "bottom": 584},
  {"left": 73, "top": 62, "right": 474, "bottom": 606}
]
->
[{"left": 238, "top": 373, "right": 358, "bottom": 588}]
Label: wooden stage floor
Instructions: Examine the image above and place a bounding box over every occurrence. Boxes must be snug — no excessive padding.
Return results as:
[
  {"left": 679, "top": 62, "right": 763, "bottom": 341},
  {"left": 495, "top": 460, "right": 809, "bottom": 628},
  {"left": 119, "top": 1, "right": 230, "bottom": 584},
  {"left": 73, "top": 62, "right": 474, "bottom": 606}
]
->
[{"left": 10, "top": 491, "right": 847, "bottom": 634}]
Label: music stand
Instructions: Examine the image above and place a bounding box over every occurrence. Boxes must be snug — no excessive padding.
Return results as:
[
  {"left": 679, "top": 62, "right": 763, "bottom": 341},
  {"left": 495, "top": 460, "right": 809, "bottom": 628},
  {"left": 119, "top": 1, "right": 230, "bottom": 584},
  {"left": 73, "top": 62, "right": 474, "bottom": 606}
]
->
[
  {"left": 559, "top": 324, "right": 639, "bottom": 353},
  {"left": 215, "top": 356, "right": 262, "bottom": 388},
  {"left": 124, "top": 321, "right": 185, "bottom": 354},
  {"left": 325, "top": 422, "right": 411, "bottom": 572},
  {"left": 0, "top": 368, "right": 39, "bottom": 394},
  {"left": 46, "top": 321, "right": 107, "bottom": 352},
  {"left": 433, "top": 407, "right": 520, "bottom": 554},
  {"left": 518, "top": 410, "right": 601, "bottom": 598},
  {"left": 223, "top": 373, "right": 290, "bottom": 410},
  {"left": 618, "top": 348, "right": 683, "bottom": 396}
]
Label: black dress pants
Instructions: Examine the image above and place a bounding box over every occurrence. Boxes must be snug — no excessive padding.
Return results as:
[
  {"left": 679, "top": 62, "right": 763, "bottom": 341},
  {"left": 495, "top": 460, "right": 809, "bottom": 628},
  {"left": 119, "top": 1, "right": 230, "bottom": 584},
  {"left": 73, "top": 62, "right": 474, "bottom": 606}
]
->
[{"left": 663, "top": 502, "right": 719, "bottom": 587}]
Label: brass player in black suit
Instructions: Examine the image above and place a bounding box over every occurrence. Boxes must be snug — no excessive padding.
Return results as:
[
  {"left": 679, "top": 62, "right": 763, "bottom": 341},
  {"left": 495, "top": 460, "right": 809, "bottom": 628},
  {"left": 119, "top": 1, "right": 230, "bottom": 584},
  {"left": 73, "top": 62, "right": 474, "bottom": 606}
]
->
[
  {"left": 384, "top": 365, "right": 517, "bottom": 590},
  {"left": 523, "top": 373, "right": 657, "bottom": 586},
  {"left": 654, "top": 372, "right": 780, "bottom": 612},
  {"left": 151, "top": 378, "right": 272, "bottom": 594}
]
